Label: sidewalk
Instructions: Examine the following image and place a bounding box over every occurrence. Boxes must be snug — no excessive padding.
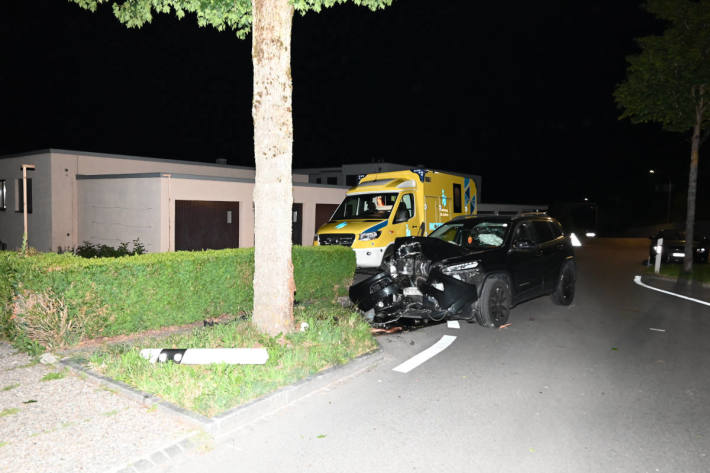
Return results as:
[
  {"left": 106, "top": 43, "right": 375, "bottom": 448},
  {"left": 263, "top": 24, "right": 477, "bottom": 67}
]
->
[
  {"left": 0, "top": 340, "right": 383, "bottom": 473},
  {"left": 0, "top": 341, "right": 196, "bottom": 473}
]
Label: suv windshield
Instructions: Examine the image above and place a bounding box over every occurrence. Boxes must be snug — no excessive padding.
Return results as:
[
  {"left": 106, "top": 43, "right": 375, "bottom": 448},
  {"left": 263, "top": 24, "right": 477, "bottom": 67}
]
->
[
  {"left": 429, "top": 219, "right": 510, "bottom": 248},
  {"left": 331, "top": 193, "right": 399, "bottom": 220},
  {"left": 658, "top": 230, "right": 684, "bottom": 240}
]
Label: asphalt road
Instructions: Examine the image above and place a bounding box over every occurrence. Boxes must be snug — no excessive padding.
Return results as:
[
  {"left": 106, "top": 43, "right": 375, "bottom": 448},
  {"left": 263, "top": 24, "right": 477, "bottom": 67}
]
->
[{"left": 167, "top": 238, "right": 710, "bottom": 473}]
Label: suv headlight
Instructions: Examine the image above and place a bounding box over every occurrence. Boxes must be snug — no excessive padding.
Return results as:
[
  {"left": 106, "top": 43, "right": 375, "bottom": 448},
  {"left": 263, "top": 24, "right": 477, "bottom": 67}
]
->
[
  {"left": 359, "top": 231, "right": 381, "bottom": 241},
  {"left": 442, "top": 261, "right": 479, "bottom": 275},
  {"left": 696, "top": 248, "right": 706, "bottom": 253},
  {"left": 441, "top": 261, "right": 480, "bottom": 284}
]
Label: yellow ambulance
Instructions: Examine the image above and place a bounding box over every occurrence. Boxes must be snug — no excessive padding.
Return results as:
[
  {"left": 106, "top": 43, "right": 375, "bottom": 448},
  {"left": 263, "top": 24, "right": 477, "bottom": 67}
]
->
[{"left": 314, "top": 169, "right": 478, "bottom": 268}]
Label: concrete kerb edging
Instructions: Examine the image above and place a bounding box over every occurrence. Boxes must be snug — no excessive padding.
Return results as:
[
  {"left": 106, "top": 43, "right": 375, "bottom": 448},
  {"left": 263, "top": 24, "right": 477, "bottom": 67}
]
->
[
  {"left": 60, "top": 345, "right": 384, "bottom": 437},
  {"left": 636, "top": 274, "right": 710, "bottom": 305}
]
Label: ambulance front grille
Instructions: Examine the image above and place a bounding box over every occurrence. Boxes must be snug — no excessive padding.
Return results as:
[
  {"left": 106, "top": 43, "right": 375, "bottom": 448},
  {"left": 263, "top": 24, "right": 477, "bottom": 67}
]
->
[{"left": 319, "top": 234, "right": 355, "bottom": 246}]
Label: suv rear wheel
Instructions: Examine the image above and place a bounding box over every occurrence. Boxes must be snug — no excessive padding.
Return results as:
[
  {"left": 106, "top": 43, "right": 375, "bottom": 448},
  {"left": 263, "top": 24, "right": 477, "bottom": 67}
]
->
[
  {"left": 551, "top": 261, "right": 576, "bottom": 305},
  {"left": 476, "top": 277, "right": 511, "bottom": 328}
]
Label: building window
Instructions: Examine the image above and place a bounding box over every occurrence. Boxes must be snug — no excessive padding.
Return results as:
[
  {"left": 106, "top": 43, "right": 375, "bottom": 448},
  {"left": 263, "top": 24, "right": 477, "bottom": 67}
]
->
[
  {"left": 345, "top": 174, "right": 359, "bottom": 186},
  {"left": 0, "top": 180, "right": 6, "bottom": 210},
  {"left": 453, "top": 183, "right": 462, "bottom": 213},
  {"left": 327, "top": 176, "right": 338, "bottom": 185},
  {"left": 316, "top": 177, "right": 322, "bottom": 184},
  {"left": 16, "top": 178, "right": 32, "bottom": 214}
]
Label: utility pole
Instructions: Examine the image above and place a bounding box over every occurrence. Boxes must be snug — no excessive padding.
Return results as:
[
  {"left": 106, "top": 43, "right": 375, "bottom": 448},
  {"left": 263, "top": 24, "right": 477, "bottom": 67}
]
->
[{"left": 21, "top": 164, "right": 35, "bottom": 248}]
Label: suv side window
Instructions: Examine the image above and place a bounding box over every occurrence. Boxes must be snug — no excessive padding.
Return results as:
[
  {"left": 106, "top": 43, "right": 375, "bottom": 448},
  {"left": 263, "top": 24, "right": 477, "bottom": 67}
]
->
[
  {"left": 532, "top": 220, "right": 554, "bottom": 243},
  {"left": 548, "top": 220, "right": 563, "bottom": 239},
  {"left": 513, "top": 221, "right": 535, "bottom": 243}
]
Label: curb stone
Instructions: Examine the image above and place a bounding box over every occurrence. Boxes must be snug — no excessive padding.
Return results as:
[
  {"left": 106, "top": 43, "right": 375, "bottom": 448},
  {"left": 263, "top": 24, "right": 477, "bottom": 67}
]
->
[{"left": 60, "top": 345, "right": 383, "bottom": 472}]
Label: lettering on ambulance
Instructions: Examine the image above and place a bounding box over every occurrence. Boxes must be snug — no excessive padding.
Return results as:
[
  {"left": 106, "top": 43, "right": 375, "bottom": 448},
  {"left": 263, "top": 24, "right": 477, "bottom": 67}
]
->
[{"left": 439, "top": 188, "right": 449, "bottom": 219}]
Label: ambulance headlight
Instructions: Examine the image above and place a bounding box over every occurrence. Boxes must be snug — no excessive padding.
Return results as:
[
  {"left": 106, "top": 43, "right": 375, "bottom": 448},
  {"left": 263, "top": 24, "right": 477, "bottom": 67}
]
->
[{"left": 359, "top": 231, "right": 381, "bottom": 241}]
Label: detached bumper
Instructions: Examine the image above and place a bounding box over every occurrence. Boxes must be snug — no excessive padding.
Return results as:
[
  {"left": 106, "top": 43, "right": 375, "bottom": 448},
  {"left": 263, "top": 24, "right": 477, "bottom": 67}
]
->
[
  {"left": 349, "top": 270, "right": 479, "bottom": 321},
  {"left": 349, "top": 272, "right": 399, "bottom": 312}
]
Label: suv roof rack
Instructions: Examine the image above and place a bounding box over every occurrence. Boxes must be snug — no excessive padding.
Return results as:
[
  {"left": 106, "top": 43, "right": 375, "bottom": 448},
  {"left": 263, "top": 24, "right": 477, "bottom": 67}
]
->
[
  {"left": 517, "top": 211, "right": 549, "bottom": 217},
  {"left": 476, "top": 209, "right": 548, "bottom": 217}
]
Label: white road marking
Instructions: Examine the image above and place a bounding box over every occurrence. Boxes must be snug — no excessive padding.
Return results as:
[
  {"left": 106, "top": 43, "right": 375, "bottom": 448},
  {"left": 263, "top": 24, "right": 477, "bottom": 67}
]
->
[
  {"left": 649, "top": 328, "right": 666, "bottom": 332},
  {"left": 633, "top": 275, "right": 710, "bottom": 307},
  {"left": 447, "top": 320, "right": 460, "bottom": 329},
  {"left": 392, "top": 335, "right": 457, "bottom": 374}
]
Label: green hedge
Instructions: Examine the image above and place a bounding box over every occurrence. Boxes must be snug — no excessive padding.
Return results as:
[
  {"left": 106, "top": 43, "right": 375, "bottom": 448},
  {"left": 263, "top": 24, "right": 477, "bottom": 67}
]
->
[{"left": 0, "top": 246, "right": 355, "bottom": 350}]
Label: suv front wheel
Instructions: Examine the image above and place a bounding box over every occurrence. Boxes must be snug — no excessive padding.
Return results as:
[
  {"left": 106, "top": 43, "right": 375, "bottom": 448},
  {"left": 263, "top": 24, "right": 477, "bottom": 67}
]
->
[
  {"left": 476, "top": 277, "right": 511, "bottom": 328},
  {"left": 551, "top": 261, "right": 576, "bottom": 305}
]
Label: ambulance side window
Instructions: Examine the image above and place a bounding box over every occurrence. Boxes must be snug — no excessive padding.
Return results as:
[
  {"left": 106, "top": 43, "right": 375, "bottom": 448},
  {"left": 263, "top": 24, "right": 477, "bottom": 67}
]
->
[
  {"left": 453, "top": 184, "right": 462, "bottom": 213},
  {"left": 394, "top": 194, "right": 414, "bottom": 223}
]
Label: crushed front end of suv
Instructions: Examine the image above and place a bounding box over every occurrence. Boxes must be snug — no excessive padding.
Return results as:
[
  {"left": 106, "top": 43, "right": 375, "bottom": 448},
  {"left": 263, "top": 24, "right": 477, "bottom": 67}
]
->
[{"left": 349, "top": 214, "right": 576, "bottom": 328}]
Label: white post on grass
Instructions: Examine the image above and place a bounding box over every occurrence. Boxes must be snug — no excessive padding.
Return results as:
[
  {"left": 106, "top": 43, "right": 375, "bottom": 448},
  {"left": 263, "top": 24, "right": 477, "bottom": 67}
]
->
[
  {"left": 654, "top": 237, "right": 663, "bottom": 274},
  {"left": 21, "top": 164, "right": 35, "bottom": 245}
]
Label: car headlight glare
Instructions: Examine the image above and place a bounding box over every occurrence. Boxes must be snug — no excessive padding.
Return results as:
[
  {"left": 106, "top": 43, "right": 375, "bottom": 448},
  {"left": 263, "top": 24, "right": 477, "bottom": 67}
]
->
[
  {"left": 359, "top": 231, "right": 381, "bottom": 240},
  {"left": 696, "top": 248, "right": 706, "bottom": 253}
]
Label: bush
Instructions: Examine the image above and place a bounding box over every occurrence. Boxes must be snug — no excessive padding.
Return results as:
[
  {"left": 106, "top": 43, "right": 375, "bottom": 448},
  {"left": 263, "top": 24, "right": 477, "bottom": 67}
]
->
[
  {"left": 1, "top": 246, "right": 355, "bottom": 351},
  {"left": 71, "top": 239, "right": 146, "bottom": 258}
]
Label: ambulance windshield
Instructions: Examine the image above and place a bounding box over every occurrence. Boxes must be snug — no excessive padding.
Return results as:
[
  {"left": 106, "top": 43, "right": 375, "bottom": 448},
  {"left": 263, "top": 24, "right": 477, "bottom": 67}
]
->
[{"left": 331, "top": 193, "right": 399, "bottom": 220}]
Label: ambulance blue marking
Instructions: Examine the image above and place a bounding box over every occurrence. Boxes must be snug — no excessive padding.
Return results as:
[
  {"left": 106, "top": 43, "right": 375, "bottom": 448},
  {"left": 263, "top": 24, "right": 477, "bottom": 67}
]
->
[{"left": 363, "top": 220, "right": 388, "bottom": 233}]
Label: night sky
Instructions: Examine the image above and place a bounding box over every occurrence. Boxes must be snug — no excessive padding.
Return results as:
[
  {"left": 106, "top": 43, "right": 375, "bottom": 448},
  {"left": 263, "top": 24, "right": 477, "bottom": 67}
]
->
[{"left": 1, "top": 1, "right": 704, "bottom": 228}]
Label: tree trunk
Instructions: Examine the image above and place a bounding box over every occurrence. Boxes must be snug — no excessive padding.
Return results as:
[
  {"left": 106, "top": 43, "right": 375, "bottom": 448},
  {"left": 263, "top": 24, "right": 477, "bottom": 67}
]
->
[
  {"left": 251, "top": 0, "right": 295, "bottom": 336},
  {"left": 683, "top": 103, "right": 702, "bottom": 273}
]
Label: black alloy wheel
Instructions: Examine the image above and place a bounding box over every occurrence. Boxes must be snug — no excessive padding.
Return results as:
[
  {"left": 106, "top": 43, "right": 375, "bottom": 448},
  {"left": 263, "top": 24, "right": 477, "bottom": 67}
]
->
[
  {"left": 551, "top": 262, "right": 576, "bottom": 305},
  {"left": 476, "top": 277, "right": 511, "bottom": 328}
]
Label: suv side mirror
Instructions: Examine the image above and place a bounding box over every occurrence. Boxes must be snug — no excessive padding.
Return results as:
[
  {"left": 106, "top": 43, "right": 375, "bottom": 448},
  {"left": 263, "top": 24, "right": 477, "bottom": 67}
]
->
[{"left": 513, "top": 239, "right": 536, "bottom": 250}]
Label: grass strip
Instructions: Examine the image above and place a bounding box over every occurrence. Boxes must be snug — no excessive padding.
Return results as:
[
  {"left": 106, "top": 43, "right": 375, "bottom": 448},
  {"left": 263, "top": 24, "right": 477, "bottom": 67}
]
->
[
  {"left": 87, "top": 304, "right": 376, "bottom": 417},
  {"left": 645, "top": 263, "right": 710, "bottom": 283}
]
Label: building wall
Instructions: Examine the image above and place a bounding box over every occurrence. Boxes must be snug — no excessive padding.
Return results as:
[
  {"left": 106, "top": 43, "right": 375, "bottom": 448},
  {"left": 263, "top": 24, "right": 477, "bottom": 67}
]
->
[
  {"left": 50, "top": 153, "right": 79, "bottom": 252},
  {"left": 0, "top": 153, "right": 52, "bottom": 251},
  {"left": 168, "top": 177, "right": 347, "bottom": 248},
  {"left": 293, "top": 183, "right": 349, "bottom": 244},
  {"left": 1, "top": 149, "right": 339, "bottom": 252},
  {"left": 51, "top": 149, "right": 309, "bottom": 183},
  {"left": 77, "top": 176, "right": 163, "bottom": 253}
]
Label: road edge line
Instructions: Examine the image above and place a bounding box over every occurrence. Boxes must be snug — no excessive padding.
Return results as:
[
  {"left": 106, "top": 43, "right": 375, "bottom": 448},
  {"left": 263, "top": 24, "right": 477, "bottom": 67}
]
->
[
  {"left": 633, "top": 275, "right": 710, "bottom": 307},
  {"left": 392, "top": 335, "right": 457, "bottom": 374}
]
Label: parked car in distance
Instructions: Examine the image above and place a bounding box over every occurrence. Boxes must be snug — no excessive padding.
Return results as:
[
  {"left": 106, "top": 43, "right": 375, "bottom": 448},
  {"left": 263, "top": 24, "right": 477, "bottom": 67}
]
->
[
  {"left": 349, "top": 213, "right": 576, "bottom": 328},
  {"left": 649, "top": 229, "right": 709, "bottom": 263}
]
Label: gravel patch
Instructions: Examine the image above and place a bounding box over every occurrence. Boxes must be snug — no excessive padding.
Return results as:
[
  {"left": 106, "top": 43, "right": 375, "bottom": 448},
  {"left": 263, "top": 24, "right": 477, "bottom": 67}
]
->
[{"left": 0, "top": 342, "right": 196, "bottom": 473}]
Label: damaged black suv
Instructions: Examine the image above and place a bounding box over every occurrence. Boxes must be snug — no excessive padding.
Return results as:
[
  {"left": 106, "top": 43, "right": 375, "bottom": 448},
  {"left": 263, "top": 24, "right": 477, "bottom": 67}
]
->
[{"left": 349, "top": 213, "right": 576, "bottom": 328}]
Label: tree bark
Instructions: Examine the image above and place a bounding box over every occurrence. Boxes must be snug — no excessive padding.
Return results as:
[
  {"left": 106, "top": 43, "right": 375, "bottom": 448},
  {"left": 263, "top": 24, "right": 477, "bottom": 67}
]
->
[
  {"left": 683, "top": 93, "right": 703, "bottom": 273},
  {"left": 251, "top": 0, "right": 295, "bottom": 336}
]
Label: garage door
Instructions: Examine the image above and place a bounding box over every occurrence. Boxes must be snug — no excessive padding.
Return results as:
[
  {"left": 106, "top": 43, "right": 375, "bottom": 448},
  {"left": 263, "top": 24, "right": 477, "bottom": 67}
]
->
[
  {"left": 175, "top": 200, "right": 239, "bottom": 251},
  {"left": 315, "top": 203, "right": 339, "bottom": 233}
]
